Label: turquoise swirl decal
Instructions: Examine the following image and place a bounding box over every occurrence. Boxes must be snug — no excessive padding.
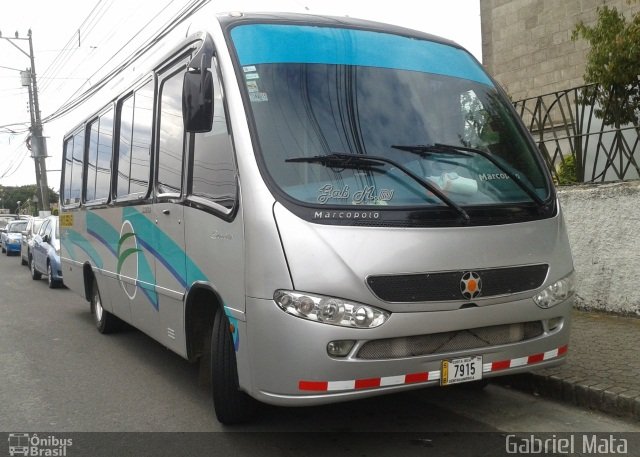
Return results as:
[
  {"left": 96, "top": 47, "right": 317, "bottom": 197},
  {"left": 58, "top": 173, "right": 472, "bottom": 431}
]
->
[
  {"left": 62, "top": 229, "right": 104, "bottom": 269},
  {"left": 86, "top": 211, "right": 158, "bottom": 310}
]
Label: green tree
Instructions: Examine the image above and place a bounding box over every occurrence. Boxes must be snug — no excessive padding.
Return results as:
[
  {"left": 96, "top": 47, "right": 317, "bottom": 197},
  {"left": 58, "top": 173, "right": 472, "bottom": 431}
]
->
[
  {"left": 0, "top": 185, "right": 59, "bottom": 215},
  {"left": 572, "top": 4, "right": 640, "bottom": 127}
]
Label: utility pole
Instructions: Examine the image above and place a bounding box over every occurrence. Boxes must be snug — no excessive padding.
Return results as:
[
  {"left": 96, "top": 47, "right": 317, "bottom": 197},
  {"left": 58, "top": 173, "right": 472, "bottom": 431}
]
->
[{"left": 1, "top": 29, "right": 50, "bottom": 213}]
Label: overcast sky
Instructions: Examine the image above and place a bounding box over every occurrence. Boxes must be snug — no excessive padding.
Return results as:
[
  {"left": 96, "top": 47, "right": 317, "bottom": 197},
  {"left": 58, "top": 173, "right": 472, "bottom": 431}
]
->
[{"left": 0, "top": 0, "right": 481, "bottom": 191}]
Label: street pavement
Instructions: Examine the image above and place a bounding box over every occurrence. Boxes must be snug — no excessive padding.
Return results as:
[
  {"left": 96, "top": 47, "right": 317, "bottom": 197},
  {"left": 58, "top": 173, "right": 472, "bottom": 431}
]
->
[{"left": 500, "top": 309, "right": 640, "bottom": 421}]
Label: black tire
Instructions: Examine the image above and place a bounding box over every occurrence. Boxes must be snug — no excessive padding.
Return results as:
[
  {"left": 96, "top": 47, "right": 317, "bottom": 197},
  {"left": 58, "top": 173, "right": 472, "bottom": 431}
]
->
[
  {"left": 211, "top": 306, "right": 256, "bottom": 424},
  {"left": 30, "top": 256, "right": 42, "bottom": 280},
  {"left": 91, "top": 277, "right": 120, "bottom": 334},
  {"left": 47, "top": 262, "right": 60, "bottom": 289}
]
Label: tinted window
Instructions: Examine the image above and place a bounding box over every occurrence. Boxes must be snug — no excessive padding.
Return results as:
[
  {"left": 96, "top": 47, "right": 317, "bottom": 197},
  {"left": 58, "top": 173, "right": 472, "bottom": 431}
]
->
[
  {"left": 116, "top": 80, "right": 154, "bottom": 198},
  {"left": 233, "top": 25, "right": 550, "bottom": 212},
  {"left": 70, "top": 131, "right": 84, "bottom": 204},
  {"left": 117, "top": 95, "right": 134, "bottom": 197},
  {"left": 191, "top": 62, "right": 237, "bottom": 210},
  {"left": 62, "top": 137, "right": 73, "bottom": 205},
  {"left": 96, "top": 109, "right": 114, "bottom": 200},
  {"left": 86, "top": 120, "right": 100, "bottom": 201},
  {"left": 157, "top": 71, "right": 185, "bottom": 194}
]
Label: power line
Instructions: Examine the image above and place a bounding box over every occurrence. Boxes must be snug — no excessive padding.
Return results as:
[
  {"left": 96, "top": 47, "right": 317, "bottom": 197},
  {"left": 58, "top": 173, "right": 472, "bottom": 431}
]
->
[
  {"left": 39, "top": 0, "right": 112, "bottom": 94},
  {"left": 52, "top": 0, "right": 187, "bottom": 106},
  {"left": 44, "top": 0, "right": 210, "bottom": 123},
  {"left": 0, "top": 139, "right": 29, "bottom": 179}
]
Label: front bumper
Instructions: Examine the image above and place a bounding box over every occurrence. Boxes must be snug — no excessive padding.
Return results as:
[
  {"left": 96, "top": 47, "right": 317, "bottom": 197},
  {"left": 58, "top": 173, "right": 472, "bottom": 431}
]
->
[{"left": 243, "top": 296, "right": 572, "bottom": 406}]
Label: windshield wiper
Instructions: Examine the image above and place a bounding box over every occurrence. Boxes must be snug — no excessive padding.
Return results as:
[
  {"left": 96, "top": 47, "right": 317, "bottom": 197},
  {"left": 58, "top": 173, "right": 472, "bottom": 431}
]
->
[
  {"left": 391, "top": 144, "right": 473, "bottom": 157},
  {"left": 286, "top": 153, "right": 386, "bottom": 170},
  {"left": 391, "top": 143, "right": 545, "bottom": 207},
  {"left": 286, "top": 153, "right": 470, "bottom": 224}
]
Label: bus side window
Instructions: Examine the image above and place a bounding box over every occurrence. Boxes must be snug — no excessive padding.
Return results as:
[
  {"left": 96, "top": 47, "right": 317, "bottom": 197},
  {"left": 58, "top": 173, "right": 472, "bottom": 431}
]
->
[
  {"left": 85, "top": 108, "right": 114, "bottom": 203},
  {"left": 62, "top": 137, "right": 74, "bottom": 206},
  {"left": 116, "top": 80, "right": 154, "bottom": 199},
  {"left": 190, "top": 58, "right": 237, "bottom": 211},
  {"left": 68, "top": 130, "right": 84, "bottom": 205},
  {"left": 157, "top": 69, "right": 186, "bottom": 195}
]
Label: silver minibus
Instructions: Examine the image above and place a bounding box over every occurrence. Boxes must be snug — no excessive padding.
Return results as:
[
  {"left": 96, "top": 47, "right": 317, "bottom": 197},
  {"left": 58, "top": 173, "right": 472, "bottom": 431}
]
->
[{"left": 60, "top": 6, "right": 575, "bottom": 424}]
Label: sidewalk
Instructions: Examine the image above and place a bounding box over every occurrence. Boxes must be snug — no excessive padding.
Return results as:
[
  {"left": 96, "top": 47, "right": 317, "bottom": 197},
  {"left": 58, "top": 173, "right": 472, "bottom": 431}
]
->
[{"left": 498, "top": 309, "right": 640, "bottom": 421}]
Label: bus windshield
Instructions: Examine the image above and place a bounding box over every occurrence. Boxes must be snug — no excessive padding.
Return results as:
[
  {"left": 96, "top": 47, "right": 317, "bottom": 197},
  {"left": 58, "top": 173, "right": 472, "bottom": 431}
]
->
[{"left": 231, "top": 24, "right": 550, "bottom": 210}]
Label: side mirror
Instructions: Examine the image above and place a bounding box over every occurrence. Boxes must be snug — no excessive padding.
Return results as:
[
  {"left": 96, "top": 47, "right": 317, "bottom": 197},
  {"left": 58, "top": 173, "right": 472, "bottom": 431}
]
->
[
  {"left": 43, "top": 234, "right": 50, "bottom": 244},
  {"left": 182, "top": 69, "right": 214, "bottom": 133}
]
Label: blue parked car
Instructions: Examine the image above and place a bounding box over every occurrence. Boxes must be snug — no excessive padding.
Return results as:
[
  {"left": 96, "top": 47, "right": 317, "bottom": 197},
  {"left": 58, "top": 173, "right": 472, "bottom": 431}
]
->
[
  {"left": 30, "top": 215, "right": 63, "bottom": 288},
  {"left": 1, "top": 219, "right": 28, "bottom": 255}
]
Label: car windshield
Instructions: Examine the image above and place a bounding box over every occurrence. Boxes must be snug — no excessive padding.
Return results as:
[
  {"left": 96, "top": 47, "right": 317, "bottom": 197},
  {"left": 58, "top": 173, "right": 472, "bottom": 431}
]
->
[
  {"left": 231, "top": 24, "right": 550, "bottom": 210},
  {"left": 9, "top": 221, "right": 27, "bottom": 233}
]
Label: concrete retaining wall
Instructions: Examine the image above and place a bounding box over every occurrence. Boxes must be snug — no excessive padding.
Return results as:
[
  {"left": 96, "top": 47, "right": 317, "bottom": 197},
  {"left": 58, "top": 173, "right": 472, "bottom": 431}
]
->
[{"left": 558, "top": 181, "right": 640, "bottom": 316}]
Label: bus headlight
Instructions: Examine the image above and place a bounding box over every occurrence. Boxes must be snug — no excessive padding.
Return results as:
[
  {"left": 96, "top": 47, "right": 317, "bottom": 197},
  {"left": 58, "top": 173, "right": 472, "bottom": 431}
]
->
[
  {"left": 533, "top": 272, "right": 576, "bottom": 309},
  {"left": 274, "top": 290, "right": 389, "bottom": 328}
]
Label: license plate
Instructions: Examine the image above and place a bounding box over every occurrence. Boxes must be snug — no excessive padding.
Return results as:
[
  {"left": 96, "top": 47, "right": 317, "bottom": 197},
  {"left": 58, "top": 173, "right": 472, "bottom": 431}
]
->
[{"left": 440, "top": 355, "right": 483, "bottom": 386}]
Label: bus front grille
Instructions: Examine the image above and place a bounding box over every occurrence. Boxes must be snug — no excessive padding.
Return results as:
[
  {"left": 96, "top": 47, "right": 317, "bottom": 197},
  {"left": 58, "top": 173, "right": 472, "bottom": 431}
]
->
[
  {"left": 355, "top": 321, "right": 544, "bottom": 360},
  {"left": 366, "top": 264, "right": 549, "bottom": 302}
]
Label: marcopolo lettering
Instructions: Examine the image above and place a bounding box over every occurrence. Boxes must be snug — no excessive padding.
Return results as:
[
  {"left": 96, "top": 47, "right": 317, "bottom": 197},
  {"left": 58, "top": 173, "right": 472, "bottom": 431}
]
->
[
  {"left": 314, "top": 211, "right": 380, "bottom": 220},
  {"left": 478, "top": 172, "right": 521, "bottom": 181}
]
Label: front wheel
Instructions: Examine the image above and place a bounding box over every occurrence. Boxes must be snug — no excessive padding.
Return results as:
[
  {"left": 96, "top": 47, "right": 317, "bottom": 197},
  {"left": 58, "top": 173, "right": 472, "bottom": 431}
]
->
[
  {"left": 211, "top": 306, "right": 256, "bottom": 424},
  {"left": 47, "top": 262, "right": 60, "bottom": 289},
  {"left": 91, "top": 278, "right": 120, "bottom": 334},
  {"left": 30, "top": 256, "right": 42, "bottom": 280}
]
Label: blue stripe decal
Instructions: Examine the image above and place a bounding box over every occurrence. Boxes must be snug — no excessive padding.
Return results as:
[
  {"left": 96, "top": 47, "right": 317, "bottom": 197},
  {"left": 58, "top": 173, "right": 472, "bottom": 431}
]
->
[
  {"left": 87, "top": 212, "right": 118, "bottom": 257},
  {"left": 64, "top": 230, "right": 104, "bottom": 269},
  {"left": 137, "top": 236, "right": 187, "bottom": 289},
  {"left": 231, "top": 24, "right": 493, "bottom": 86}
]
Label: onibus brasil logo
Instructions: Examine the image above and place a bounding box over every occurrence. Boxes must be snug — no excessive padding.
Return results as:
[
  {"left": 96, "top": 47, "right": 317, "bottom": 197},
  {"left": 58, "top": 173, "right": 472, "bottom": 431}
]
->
[{"left": 8, "top": 433, "right": 73, "bottom": 456}]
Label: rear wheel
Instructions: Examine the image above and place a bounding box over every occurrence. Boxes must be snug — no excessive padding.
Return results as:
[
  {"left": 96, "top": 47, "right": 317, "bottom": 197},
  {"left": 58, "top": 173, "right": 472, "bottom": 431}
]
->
[
  {"left": 211, "top": 306, "right": 256, "bottom": 424},
  {"left": 91, "top": 277, "right": 120, "bottom": 333},
  {"left": 30, "top": 256, "right": 42, "bottom": 280}
]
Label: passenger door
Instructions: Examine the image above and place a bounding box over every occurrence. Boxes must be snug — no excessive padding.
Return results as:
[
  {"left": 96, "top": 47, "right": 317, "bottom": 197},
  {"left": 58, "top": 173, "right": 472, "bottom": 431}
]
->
[
  {"left": 33, "top": 219, "right": 50, "bottom": 273},
  {"left": 151, "top": 55, "right": 189, "bottom": 352}
]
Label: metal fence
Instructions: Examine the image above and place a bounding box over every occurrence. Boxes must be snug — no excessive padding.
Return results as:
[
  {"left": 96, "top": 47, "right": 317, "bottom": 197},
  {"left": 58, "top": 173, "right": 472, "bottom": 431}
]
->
[{"left": 513, "top": 83, "right": 640, "bottom": 183}]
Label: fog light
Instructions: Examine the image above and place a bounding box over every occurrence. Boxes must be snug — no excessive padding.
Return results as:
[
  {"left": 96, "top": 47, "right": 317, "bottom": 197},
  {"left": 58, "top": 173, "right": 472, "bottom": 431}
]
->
[
  {"left": 327, "top": 340, "right": 355, "bottom": 357},
  {"left": 548, "top": 317, "right": 563, "bottom": 331}
]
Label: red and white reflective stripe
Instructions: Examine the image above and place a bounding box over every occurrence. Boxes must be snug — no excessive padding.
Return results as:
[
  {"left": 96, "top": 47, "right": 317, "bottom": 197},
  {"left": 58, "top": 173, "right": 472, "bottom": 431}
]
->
[
  {"left": 298, "top": 344, "right": 568, "bottom": 392},
  {"left": 483, "top": 344, "right": 568, "bottom": 373}
]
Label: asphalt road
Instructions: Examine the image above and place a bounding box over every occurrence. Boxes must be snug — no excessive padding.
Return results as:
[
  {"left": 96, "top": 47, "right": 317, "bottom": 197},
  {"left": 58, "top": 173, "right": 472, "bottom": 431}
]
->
[{"left": 0, "top": 251, "right": 638, "bottom": 456}]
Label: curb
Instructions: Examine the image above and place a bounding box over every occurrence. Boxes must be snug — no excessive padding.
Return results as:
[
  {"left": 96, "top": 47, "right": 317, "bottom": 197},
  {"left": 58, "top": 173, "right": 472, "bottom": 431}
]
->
[{"left": 495, "top": 373, "right": 640, "bottom": 421}]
